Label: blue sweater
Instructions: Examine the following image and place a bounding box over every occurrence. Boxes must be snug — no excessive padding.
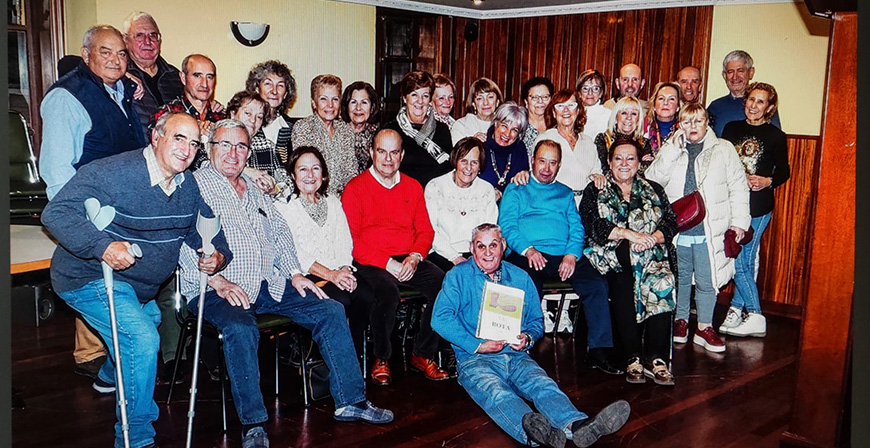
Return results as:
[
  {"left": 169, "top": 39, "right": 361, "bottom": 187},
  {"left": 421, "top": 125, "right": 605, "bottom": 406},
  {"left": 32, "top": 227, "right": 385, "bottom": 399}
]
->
[
  {"left": 41, "top": 149, "right": 231, "bottom": 302},
  {"left": 479, "top": 127, "right": 530, "bottom": 192},
  {"left": 498, "top": 177, "right": 585, "bottom": 258},
  {"left": 431, "top": 259, "right": 543, "bottom": 363},
  {"left": 708, "top": 93, "right": 781, "bottom": 137}
]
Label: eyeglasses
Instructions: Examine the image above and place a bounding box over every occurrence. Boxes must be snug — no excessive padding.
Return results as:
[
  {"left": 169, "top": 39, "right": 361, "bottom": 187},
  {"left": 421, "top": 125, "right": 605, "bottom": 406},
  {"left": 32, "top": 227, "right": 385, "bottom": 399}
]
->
[
  {"left": 580, "top": 85, "right": 602, "bottom": 94},
  {"left": 553, "top": 102, "right": 579, "bottom": 111},
  {"left": 679, "top": 118, "right": 707, "bottom": 128},
  {"left": 131, "top": 32, "right": 161, "bottom": 43},
  {"left": 528, "top": 94, "right": 551, "bottom": 103},
  {"left": 211, "top": 140, "right": 250, "bottom": 153}
]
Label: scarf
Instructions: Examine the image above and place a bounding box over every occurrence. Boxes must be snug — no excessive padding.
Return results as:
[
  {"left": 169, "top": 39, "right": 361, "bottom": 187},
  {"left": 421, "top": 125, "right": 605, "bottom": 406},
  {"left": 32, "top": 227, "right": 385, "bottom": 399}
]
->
[
  {"left": 584, "top": 175, "right": 676, "bottom": 322},
  {"left": 396, "top": 105, "right": 448, "bottom": 164}
]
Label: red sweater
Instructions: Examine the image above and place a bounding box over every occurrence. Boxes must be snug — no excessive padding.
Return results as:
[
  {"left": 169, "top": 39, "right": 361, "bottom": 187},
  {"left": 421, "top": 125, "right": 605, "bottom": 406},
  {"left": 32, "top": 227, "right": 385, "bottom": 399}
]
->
[{"left": 342, "top": 170, "right": 435, "bottom": 269}]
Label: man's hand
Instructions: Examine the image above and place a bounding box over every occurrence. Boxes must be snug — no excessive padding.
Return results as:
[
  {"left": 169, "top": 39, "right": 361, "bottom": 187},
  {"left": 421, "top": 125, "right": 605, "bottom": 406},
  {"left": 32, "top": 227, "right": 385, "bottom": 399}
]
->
[
  {"left": 244, "top": 168, "right": 278, "bottom": 195},
  {"left": 386, "top": 258, "right": 403, "bottom": 279},
  {"left": 452, "top": 255, "right": 467, "bottom": 265},
  {"left": 125, "top": 73, "right": 145, "bottom": 100},
  {"left": 292, "top": 273, "right": 328, "bottom": 299},
  {"left": 558, "top": 255, "right": 576, "bottom": 281},
  {"left": 397, "top": 255, "right": 420, "bottom": 282},
  {"left": 198, "top": 249, "right": 225, "bottom": 275},
  {"left": 199, "top": 120, "right": 215, "bottom": 140},
  {"left": 477, "top": 340, "right": 506, "bottom": 353},
  {"left": 508, "top": 333, "right": 530, "bottom": 351},
  {"left": 102, "top": 241, "right": 136, "bottom": 270},
  {"left": 210, "top": 275, "right": 250, "bottom": 309},
  {"left": 525, "top": 247, "right": 547, "bottom": 271},
  {"left": 511, "top": 170, "right": 530, "bottom": 186},
  {"left": 329, "top": 267, "right": 357, "bottom": 292},
  {"left": 210, "top": 100, "right": 225, "bottom": 113}
]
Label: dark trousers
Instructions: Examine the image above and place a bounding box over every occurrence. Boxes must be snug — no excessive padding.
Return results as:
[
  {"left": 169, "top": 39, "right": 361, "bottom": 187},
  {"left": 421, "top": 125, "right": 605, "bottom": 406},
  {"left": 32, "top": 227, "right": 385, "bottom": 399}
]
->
[
  {"left": 607, "top": 241, "right": 671, "bottom": 363},
  {"left": 354, "top": 258, "right": 445, "bottom": 360},
  {"left": 427, "top": 252, "right": 471, "bottom": 274},
  {"left": 506, "top": 251, "right": 613, "bottom": 349},
  {"left": 306, "top": 274, "right": 375, "bottom": 358}
]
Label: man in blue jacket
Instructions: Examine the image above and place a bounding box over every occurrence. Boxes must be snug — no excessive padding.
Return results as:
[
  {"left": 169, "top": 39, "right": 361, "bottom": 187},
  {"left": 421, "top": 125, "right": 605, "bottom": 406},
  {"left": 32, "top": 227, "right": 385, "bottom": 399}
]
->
[{"left": 432, "top": 223, "right": 629, "bottom": 447}]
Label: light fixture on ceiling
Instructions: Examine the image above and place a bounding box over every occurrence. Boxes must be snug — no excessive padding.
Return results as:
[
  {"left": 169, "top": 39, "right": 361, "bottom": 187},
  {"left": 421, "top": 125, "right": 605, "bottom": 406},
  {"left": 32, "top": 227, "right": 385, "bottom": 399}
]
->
[
  {"left": 472, "top": 0, "right": 484, "bottom": 5},
  {"left": 230, "top": 21, "right": 270, "bottom": 47}
]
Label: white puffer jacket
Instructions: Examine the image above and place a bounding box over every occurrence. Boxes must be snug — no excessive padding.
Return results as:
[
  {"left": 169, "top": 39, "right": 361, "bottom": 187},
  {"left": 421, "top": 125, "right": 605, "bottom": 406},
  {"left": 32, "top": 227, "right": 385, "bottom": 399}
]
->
[{"left": 645, "top": 127, "right": 751, "bottom": 289}]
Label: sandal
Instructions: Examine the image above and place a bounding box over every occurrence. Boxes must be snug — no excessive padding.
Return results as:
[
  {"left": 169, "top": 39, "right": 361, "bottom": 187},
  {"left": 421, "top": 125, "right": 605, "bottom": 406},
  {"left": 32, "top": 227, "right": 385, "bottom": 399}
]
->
[
  {"left": 644, "top": 358, "right": 675, "bottom": 386},
  {"left": 625, "top": 357, "right": 646, "bottom": 384}
]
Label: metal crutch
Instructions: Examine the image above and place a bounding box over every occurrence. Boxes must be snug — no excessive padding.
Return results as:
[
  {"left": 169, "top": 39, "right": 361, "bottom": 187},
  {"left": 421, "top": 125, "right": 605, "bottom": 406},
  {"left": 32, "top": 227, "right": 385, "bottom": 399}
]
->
[
  {"left": 186, "top": 212, "right": 221, "bottom": 448},
  {"left": 85, "top": 198, "right": 142, "bottom": 448}
]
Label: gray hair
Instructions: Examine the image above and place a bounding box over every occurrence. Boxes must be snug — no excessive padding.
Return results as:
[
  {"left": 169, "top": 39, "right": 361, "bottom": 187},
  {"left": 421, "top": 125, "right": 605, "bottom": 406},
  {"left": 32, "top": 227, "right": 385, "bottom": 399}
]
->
[
  {"left": 471, "top": 223, "right": 503, "bottom": 243},
  {"left": 153, "top": 111, "right": 181, "bottom": 137},
  {"left": 82, "top": 25, "right": 122, "bottom": 49},
  {"left": 208, "top": 119, "right": 250, "bottom": 145},
  {"left": 491, "top": 102, "right": 528, "bottom": 134},
  {"left": 122, "top": 11, "right": 158, "bottom": 35},
  {"left": 722, "top": 50, "right": 754, "bottom": 73}
]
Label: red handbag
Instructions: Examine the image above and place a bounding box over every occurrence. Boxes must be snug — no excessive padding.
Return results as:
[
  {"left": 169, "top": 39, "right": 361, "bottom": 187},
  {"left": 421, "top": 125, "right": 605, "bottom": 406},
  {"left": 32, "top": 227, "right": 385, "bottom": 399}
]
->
[{"left": 672, "top": 190, "right": 706, "bottom": 233}]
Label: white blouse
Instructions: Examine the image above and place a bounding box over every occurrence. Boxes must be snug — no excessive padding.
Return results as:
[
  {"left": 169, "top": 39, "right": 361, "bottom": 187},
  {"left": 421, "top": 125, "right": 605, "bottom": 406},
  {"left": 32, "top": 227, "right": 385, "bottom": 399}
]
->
[
  {"left": 534, "top": 128, "right": 602, "bottom": 199},
  {"left": 274, "top": 195, "right": 354, "bottom": 273},
  {"left": 424, "top": 171, "right": 499, "bottom": 261},
  {"left": 451, "top": 114, "right": 492, "bottom": 145},
  {"left": 583, "top": 103, "right": 611, "bottom": 140}
]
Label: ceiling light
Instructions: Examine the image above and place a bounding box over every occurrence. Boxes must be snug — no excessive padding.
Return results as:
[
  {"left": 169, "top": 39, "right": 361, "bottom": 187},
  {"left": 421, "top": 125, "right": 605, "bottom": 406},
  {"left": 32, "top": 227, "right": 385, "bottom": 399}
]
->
[{"left": 473, "top": 0, "right": 484, "bottom": 5}]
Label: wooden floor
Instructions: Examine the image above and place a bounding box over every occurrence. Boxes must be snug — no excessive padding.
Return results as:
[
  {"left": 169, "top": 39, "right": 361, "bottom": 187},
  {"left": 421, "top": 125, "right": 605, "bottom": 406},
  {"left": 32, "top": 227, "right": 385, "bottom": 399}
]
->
[{"left": 11, "top": 287, "right": 800, "bottom": 448}]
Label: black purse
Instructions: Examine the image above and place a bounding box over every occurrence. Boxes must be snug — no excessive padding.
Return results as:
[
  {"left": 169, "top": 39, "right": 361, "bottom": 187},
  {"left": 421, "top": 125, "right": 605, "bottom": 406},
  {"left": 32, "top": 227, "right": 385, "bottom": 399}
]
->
[{"left": 303, "top": 362, "right": 331, "bottom": 402}]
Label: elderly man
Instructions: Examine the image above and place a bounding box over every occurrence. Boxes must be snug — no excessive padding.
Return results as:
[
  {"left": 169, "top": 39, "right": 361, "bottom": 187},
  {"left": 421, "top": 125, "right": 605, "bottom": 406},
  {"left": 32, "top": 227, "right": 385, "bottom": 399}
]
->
[
  {"left": 342, "top": 129, "right": 449, "bottom": 385},
  {"left": 39, "top": 24, "right": 149, "bottom": 385},
  {"left": 42, "top": 112, "right": 230, "bottom": 448},
  {"left": 432, "top": 223, "right": 630, "bottom": 447},
  {"left": 676, "top": 66, "right": 703, "bottom": 104},
  {"left": 708, "top": 50, "right": 781, "bottom": 136},
  {"left": 499, "top": 140, "right": 621, "bottom": 376},
  {"left": 178, "top": 119, "right": 393, "bottom": 447},
  {"left": 603, "top": 63, "right": 648, "bottom": 113}
]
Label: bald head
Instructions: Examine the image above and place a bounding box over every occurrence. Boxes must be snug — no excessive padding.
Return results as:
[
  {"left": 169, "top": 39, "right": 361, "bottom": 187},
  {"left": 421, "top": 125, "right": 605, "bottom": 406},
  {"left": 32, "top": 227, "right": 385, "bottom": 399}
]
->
[
  {"left": 616, "top": 63, "right": 644, "bottom": 99},
  {"left": 676, "top": 66, "right": 702, "bottom": 103},
  {"left": 371, "top": 129, "right": 403, "bottom": 180}
]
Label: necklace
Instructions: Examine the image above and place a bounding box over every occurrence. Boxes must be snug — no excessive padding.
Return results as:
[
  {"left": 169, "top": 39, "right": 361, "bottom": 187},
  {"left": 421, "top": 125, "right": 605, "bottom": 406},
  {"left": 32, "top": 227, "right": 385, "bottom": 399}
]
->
[{"left": 489, "top": 149, "right": 512, "bottom": 186}]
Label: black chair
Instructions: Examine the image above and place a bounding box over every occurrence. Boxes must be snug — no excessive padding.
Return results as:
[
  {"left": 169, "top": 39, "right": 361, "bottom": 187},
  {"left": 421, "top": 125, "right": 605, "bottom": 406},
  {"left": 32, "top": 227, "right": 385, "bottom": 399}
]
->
[{"left": 9, "top": 112, "right": 48, "bottom": 222}]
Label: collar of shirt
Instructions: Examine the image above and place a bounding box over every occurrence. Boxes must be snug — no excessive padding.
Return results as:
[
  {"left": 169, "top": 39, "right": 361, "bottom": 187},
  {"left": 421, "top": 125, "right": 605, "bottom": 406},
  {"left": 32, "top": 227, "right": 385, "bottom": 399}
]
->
[
  {"left": 476, "top": 261, "right": 503, "bottom": 284},
  {"left": 368, "top": 166, "right": 401, "bottom": 189},
  {"left": 143, "top": 145, "right": 185, "bottom": 196},
  {"left": 103, "top": 81, "right": 127, "bottom": 116}
]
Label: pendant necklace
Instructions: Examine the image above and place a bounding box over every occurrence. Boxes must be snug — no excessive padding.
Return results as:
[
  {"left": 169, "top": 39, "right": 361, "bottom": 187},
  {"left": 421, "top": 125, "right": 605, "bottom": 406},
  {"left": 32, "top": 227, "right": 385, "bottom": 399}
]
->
[{"left": 490, "top": 149, "right": 512, "bottom": 187}]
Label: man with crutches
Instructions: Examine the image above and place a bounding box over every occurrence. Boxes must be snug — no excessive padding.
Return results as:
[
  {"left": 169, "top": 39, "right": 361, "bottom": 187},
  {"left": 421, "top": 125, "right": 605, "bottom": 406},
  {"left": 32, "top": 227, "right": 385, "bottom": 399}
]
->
[{"left": 42, "top": 112, "right": 231, "bottom": 448}]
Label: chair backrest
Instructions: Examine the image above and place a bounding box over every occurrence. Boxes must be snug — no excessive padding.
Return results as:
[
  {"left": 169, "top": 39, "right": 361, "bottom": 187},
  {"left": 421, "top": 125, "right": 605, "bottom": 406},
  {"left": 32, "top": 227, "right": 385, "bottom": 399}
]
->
[{"left": 9, "top": 112, "right": 40, "bottom": 184}]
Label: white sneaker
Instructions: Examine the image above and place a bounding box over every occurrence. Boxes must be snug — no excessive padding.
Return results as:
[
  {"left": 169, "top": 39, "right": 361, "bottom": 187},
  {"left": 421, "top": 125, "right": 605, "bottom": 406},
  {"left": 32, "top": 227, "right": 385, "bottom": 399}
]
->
[
  {"left": 727, "top": 313, "right": 766, "bottom": 338},
  {"left": 556, "top": 308, "right": 574, "bottom": 333},
  {"left": 719, "top": 307, "right": 744, "bottom": 335}
]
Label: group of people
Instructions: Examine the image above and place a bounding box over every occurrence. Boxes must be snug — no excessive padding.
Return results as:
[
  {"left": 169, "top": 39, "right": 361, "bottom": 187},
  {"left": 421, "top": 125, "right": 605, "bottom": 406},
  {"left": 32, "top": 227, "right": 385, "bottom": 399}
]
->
[{"left": 36, "top": 9, "right": 790, "bottom": 448}]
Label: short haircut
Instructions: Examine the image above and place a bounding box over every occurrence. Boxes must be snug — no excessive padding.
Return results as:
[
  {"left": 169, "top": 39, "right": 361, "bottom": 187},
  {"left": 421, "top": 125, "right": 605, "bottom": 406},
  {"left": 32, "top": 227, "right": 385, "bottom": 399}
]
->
[
  {"left": 722, "top": 50, "right": 754, "bottom": 72},
  {"left": 744, "top": 82, "right": 779, "bottom": 122},
  {"left": 575, "top": 69, "right": 606, "bottom": 97},
  {"left": 153, "top": 111, "right": 186, "bottom": 137},
  {"left": 465, "top": 77, "right": 503, "bottom": 114},
  {"left": 207, "top": 119, "right": 250, "bottom": 148},
  {"left": 607, "top": 96, "right": 645, "bottom": 140},
  {"left": 544, "top": 89, "right": 586, "bottom": 135},
  {"left": 521, "top": 76, "right": 554, "bottom": 100},
  {"left": 399, "top": 71, "right": 435, "bottom": 98},
  {"left": 608, "top": 137, "right": 643, "bottom": 161},
  {"left": 122, "top": 11, "right": 158, "bottom": 35},
  {"left": 677, "top": 102, "right": 709, "bottom": 124},
  {"left": 340, "top": 81, "right": 380, "bottom": 124},
  {"left": 471, "top": 222, "right": 503, "bottom": 243},
  {"left": 226, "top": 91, "right": 270, "bottom": 121},
  {"left": 288, "top": 146, "right": 331, "bottom": 197},
  {"left": 647, "top": 81, "right": 683, "bottom": 123},
  {"left": 433, "top": 74, "right": 456, "bottom": 93},
  {"left": 245, "top": 60, "right": 297, "bottom": 115},
  {"left": 450, "top": 137, "right": 486, "bottom": 168},
  {"left": 310, "top": 74, "right": 343, "bottom": 110},
  {"left": 181, "top": 54, "right": 214, "bottom": 76},
  {"left": 82, "top": 25, "right": 122, "bottom": 49},
  {"left": 491, "top": 102, "right": 528, "bottom": 134},
  {"left": 533, "top": 139, "right": 561, "bottom": 161}
]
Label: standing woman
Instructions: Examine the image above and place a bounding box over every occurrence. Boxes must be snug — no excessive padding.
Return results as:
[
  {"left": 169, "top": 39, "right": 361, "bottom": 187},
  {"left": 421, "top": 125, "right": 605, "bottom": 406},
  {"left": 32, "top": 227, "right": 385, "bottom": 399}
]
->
[
  {"left": 576, "top": 69, "right": 610, "bottom": 140},
  {"left": 594, "top": 97, "right": 653, "bottom": 175},
  {"left": 644, "top": 82, "right": 682, "bottom": 157},
  {"left": 432, "top": 74, "right": 457, "bottom": 128},
  {"left": 341, "top": 81, "right": 380, "bottom": 172},
  {"left": 292, "top": 74, "right": 358, "bottom": 195},
  {"left": 384, "top": 71, "right": 453, "bottom": 187},
  {"left": 646, "top": 103, "right": 750, "bottom": 353},
  {"left": 521, "top": 77, "right": 554, "bottom": 155},
  {"left": 478, "top": 102, "right": 530, "bottom": 198},
  {"left": 246, "top": 60, "right": 296, "bottom": 177},
  {"left": 719, "top": 82, "right": 789, "bottom": 338},
  {"left": 451, "top": 77, "right": 502, "bottom": 145}
]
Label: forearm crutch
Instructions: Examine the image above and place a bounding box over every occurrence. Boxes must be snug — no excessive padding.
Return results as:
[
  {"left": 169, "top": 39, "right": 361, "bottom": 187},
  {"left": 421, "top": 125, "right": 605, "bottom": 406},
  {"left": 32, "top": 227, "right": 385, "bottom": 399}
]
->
[
  {"left": 85, "top": 198, "right": 142, "bottom": 448},
  {"left": 186, "top": 212, "right": 221, "bottom": 448}
]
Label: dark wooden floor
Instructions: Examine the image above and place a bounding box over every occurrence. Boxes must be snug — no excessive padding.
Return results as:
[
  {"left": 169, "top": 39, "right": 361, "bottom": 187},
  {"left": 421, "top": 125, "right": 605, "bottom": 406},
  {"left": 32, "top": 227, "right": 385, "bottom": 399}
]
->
[{"left": 11, "top": 286, "right": 800, "bottom": 448}]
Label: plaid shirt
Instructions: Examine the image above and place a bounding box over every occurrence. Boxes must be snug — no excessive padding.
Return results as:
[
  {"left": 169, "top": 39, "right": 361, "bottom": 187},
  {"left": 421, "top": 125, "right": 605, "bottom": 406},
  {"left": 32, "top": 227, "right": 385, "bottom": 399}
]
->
[
  {"left": 143, "top": 145, "right": 185, "bottom": 196},
  {"left": 152, "top": 96, "right": 227, "bottom": 170},
  {"left": 178, "top": 163, "right": 302, "bottom": 303}
]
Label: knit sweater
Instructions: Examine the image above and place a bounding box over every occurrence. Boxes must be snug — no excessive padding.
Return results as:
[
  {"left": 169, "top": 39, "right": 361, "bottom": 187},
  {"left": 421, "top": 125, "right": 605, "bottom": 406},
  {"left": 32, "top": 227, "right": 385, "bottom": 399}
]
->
[
  {"left": 342, "top": 169, "right": 435, "bottom": 268},
  {"left": 274, "top": 195, "right": 354, "bottom": 273},
  {"left": 41, "top": 149, "right": 231, "bottom": 302},
  {"left": 534, "top": 128, "right": 601, "bottom": 195},
  {"left": 451, "top": 114, "right": 491, "bottom": 145},
  {"left": 424, "top": 171, "right": 499, "bottom": 262}
]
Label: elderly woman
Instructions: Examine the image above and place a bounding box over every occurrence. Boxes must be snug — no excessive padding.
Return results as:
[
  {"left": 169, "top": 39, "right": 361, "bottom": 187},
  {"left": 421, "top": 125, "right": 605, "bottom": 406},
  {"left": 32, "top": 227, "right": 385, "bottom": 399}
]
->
[
  {"left": 719, "top": 82, "right": 790, "bottom": 338},
  {"left": 292, "top": 74, "right": 359, "bottom": 194},
  {"left": 644, "top": 82, "right": 682, "bottom": 157},
  {"left": 580, "top": 138, "right": 677, "bottom": 385},
  {"left": 451, "top": 77, "right": 503, "bottom": 145},
  {"left": 646, "top": 103, "right": 750, "bottom": 353},
  {"left": 424, "top": 137, "right": 499, "bottom": 273},
  {"left": 246, "top": 60, "right": 296, "bottom": 173},
  {"left": 432, "top": 74, "right": 457, "bottom": 128},
  {"left": 478, "top": 102, "right": 530, "bottom": 197},
  {"left": 576, "top": 69, "right": 611, "bottom": 140},
  {"left": 384, "top": 71, "right": 453, "bottom": 187},
  {"left": 274, "top": 147, "right": 376, "bottom": 359},
  {"left": 594, "top": 96, "right": 653, "bottom": 175},
  {"left": 520, "top": 76, "right": 554, "bottom": 154},
  {"left": 226, "top": 91, "right": 282, "bottom": 194},
  {"left": 341, "top": 81, "right": 380, "bottom": 172}
]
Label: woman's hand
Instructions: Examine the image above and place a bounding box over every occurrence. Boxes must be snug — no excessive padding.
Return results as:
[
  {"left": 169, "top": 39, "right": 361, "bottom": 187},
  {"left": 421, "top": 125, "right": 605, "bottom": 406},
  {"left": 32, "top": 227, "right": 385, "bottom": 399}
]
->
[
  {"left": 729, "top": 226, "right": 746, "bottom": 242},
  {"left": 746, "top": 174, "right": 772, "bottom": 191},
  {"left": 494, "top": 189, "right": 503, "bottom": 201},
  {"left": 642, "top": 153, "right": 655, "bottom": 162},
  {"left": 474, "top": 132, "right": 487, "bottom": 142},
  {"left": 511, "top": 170, "right": 530, "bottom": 186},
  {"left": 329, "top": 267, "right": 358, "bottom": 292},
  {"left": 589, "top": 173, "right": 607, "bottom": 189},
  {"left": 452, "top": 255, "right": 467, "bottom": 265}
]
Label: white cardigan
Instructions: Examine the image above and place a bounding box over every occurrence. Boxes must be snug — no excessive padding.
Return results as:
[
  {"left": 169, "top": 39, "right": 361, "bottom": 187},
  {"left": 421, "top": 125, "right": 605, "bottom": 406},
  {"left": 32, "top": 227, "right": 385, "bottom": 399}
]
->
[
  {"left": 274, "top": 195, "right": 354, "bottom": 274},
  {"left": 424, "top": 171, "right": 499, "bottom": 261},
  {"left": 645, "top": 127, "right": 751, "bottom": 289},
  {"left": 533, "top": 128, "right": 602, "bottom": 199},
  {"left": 582, "top": 103, "right": 611, "bottom": 140},
  {"left": 451, "top": 114, "right": 491, "bottom": 145}
]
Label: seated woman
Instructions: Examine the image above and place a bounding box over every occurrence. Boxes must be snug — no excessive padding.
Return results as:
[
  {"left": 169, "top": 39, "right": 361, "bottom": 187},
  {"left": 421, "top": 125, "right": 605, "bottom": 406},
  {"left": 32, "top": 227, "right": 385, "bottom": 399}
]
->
[
  {"left": 576, "top": 69, "right": 611, "bottom": 140},
  {"left": 432, "top": 74, "right": 457, "bottom": 128},
  {"left": 341, "top": 81, "right": 380, "bottom": 172},
  {"left": 246, "top": 60, "right": 296, "bottom": 182},
  {"left": 292, "top": 74, "right": 359, "bottom": 194},
  {"left": 580, "top": 138, "right": 677, "bottom": 386},
  {"left": 643, "top": 82, "right": 682, "bottom": 157},
  {"left": 275, "top": 147, "right": 376, "bottom": 358},
  {"left": 479, "top": 102, "right": 530, "bottom": 198},
  {"left": 594, "top": 96, "right": 653, "bottom": 175},
  {"left": 451, "top": 77, "right": 503, "bottom": 145},
  {"left": 424, "top": 138, "right": 499, "bottom": 273},
  {"left": 226, "top": 91, "right": 280, "bottom": 195}
]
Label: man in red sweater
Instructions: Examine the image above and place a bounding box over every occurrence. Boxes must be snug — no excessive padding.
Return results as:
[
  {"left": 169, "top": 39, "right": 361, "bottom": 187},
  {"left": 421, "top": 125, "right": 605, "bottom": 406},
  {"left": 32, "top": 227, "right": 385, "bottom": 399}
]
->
[{"left": 342, "top": 129, "right": 449, "bottom": 385}]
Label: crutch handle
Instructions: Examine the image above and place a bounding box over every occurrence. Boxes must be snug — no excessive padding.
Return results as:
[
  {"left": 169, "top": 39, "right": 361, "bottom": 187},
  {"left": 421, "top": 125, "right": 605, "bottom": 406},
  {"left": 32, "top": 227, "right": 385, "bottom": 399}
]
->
[{"left": 128, "top": 243, "right": 143, "bottom": 258}]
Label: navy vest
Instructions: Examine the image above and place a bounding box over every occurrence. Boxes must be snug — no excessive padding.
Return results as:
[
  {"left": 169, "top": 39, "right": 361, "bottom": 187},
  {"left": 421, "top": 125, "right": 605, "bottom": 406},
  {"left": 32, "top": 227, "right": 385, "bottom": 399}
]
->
[{"left": 48, "top": 61, "right": 147, "bottom": 168}]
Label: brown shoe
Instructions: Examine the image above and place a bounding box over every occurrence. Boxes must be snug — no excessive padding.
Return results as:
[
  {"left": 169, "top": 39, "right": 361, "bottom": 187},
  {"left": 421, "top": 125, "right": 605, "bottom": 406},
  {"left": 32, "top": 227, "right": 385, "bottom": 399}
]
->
[
  {"left": 371, "top": 358, "right": 391, "bottom": 386},
  {"left": 410, "top": 354, "right": 449, "bottom": 381}
]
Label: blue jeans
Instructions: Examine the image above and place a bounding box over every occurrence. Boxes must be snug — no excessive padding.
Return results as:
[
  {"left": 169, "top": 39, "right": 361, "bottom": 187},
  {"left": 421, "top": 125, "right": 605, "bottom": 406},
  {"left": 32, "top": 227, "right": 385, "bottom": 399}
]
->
[
  {"left": 732, "top": 213, "right": 772, "bottom": 314},
  {"left": 57, "top": 279, "right": 161, "bottom": 448},
  {"left": 457, "top": 352, "right": 587, "bottom": 444},
  {"left": 188, "top": 280, "right": 366, "bottom": 424},
  {"left": 676, "top": 242, "right": 716, "bottom": 325}
]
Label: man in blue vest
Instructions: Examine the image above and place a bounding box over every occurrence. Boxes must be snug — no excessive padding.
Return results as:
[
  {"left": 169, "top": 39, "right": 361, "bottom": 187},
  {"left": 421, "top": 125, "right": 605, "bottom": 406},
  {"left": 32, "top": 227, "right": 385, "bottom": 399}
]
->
[{"left": 38, "top": 24, "right": 148, "bottom": 389}]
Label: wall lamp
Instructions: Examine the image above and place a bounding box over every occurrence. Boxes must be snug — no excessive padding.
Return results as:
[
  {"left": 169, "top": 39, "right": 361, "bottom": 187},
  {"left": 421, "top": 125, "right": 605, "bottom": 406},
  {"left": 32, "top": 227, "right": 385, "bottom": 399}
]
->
[{"left": 230, "top": 21, "right": 270, "bottom": 47}]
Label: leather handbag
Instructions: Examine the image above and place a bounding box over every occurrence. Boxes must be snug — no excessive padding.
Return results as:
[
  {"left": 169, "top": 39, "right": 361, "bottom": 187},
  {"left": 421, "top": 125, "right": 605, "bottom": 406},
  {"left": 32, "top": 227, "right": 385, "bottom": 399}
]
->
[{"left": 672, "top": 190, "right": 706, "bottom": 233}]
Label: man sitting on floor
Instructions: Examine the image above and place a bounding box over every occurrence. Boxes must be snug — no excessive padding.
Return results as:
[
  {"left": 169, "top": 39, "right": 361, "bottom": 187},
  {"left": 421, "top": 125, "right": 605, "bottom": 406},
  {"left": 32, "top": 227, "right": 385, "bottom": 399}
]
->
[
  {"left": 178, "top": 119, "right": 393, "bottom": 448},
  {"left": 431, "top": 223, "right": 630, "bottom": 447}
]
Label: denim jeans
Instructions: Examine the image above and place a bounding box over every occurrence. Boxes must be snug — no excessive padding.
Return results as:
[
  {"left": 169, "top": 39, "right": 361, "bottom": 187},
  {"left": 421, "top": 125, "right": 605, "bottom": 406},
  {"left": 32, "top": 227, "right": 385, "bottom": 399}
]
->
[
  {"left": 676, "top": 243, "right": 716, "bottom": 325},
  {"left": 457, "top": 352, "right": 587, "bottom": 444},
  {"left": 732, "top": 213, "right": 772, "bottom": 314},
  {"left": 57, "top": 279, "right": 161, "bottom": 448},
  {"left": 189, "top": 280, "right": 366, "bottom": 424}
]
